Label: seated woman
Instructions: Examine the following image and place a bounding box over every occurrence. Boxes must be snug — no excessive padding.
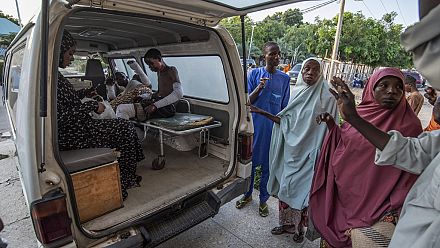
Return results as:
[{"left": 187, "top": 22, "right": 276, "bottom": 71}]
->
[
  {"left": 310, "top": 68, "right": 422, "bottom": 247},
  {"left": 57, "top": 30, "right": 144, "bottom": 200},
  {"left": 250, "top": 58, "right": 338, "bottom": 243}
]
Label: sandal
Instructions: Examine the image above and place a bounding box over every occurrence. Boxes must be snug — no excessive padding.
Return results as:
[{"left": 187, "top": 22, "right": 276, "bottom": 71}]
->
[
  {"left": 292, "top": 232, "right": 305, "bottom": 243},
  {"left": 235, "top": 196, "right": 252, "bottom": 209},
  {"left": 259, "top": 202, "right": 269, "bottom": 217},
  {"left": 271, "top": 225, "right": 295, "bottom": 235}
]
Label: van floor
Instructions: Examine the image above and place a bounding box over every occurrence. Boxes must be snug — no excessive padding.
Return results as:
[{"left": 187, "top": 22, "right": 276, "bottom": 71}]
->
[{"left": 83, "top": 141, "right": 229, "bottom": 231}]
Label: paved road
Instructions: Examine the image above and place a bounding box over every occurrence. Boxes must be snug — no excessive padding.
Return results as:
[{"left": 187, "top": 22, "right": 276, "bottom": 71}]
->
[{"left": 0, "top": 84, "right": 433, "bottom": 248}]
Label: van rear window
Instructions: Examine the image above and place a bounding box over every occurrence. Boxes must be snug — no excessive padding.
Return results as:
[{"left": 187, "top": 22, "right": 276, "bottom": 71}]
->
[{"left": 143, "top": 56, "right": 229, "bottom": 103}]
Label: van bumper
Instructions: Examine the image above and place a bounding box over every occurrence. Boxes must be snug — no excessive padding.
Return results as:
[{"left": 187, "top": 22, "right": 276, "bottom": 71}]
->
[{"left": 216, "top": 177, "right": 251, "bottom": 206}]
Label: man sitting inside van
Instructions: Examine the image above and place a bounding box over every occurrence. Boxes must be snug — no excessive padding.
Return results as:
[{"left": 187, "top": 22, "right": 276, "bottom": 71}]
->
[{"left": 116, "top": 48, "right": 183, "bottom": 121}]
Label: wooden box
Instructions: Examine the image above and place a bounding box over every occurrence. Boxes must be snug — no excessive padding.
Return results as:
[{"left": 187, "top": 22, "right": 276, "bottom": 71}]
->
[{"left": 71, "top": 162, "right": 123, "bottom": 223}]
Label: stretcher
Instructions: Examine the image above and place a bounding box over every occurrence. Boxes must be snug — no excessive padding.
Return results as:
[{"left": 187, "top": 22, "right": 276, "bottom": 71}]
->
[{"left": 134, "top": 113, "right": 222, "bottom": 169}]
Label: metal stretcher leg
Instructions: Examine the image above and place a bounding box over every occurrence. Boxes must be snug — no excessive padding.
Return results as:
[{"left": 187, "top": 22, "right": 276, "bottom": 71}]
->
[{"left": 152, "top": 129, "right": 166, "bottom": 170}]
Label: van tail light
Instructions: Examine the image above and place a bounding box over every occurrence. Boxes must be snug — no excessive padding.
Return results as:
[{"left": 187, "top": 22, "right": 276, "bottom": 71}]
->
[
  {"left": 238, "top": 132, "right": 253, "bottom": 163},
  {"left": 30, "top": 189, "right": 72, "bottom": 245}
]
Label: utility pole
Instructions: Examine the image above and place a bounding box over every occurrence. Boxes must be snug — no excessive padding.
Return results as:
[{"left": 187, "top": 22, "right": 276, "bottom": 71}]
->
[
  {"left": 328, "top": 0, "right": 345, "bottom": 79},
  {"left": 247, "top": 23, "right": 255, "bottom": 60},
  {"left": 14, "top": 0, "right": 23, "bottom": 27}
]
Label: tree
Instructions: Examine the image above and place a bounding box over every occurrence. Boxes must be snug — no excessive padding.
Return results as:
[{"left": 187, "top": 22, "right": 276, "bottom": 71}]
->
[
  {"left": 0, "top": 11, "right": 20, "bottom": 26},
  {"left": 0, "top": 33, "right": 17, "bottom": 47},
  {"left": 281, "top": 8, "right": 303, "bottom": 27}
]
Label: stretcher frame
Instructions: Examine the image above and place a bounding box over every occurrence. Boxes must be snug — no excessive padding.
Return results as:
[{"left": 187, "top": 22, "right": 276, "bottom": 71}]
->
[{"left": 134, "top": 116, "right": 222, "bottom": 169}]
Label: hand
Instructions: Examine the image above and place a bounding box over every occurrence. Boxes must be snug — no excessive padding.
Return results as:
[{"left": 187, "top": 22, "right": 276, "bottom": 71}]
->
[
  {"left": 316, "top": 112, "right": 336, "bottom": 130},
  {"left": 424, "top": 86, "right": 437, "bottom": 106},
  {"left": 249, "top": 104, "right": 261, "bottom": 113},
  {"left": 85, "top": 87, "right": 97, "bottom": 98},
  {"left": 145, "top": 104, "right": 157, "bottom": 113},
  {"left": 329, "top": 76, "right": 359, "bottom": 123},
  {"left": 316, "top": 112, "right": 334, "bottom": 124},
  {"left": 95, "top": 102, "right": 106, "bottom": 114},
  {"left": 258, "top": 77, "right": 268, "bottom": 90}
]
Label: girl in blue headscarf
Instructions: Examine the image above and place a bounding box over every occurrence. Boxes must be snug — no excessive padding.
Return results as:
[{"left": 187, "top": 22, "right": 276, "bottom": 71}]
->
[{"left": 250, "top": 58, "right": 338, "bottom": 242}]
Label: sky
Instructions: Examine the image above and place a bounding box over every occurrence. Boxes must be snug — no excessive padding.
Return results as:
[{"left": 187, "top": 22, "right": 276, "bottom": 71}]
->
[{"left": 2, "top": 0, "right": 419, "bottom": 28}]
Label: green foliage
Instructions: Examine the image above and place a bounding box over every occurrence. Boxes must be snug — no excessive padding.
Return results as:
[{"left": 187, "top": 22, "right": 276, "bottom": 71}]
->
[
  {"left": 282, "top": 9, "right": 303, "bottom": 26},
  {"left": 0, "top": 60, "right": 4, "bottom": 80},
  {"left": 254, "top": 165, "right": 262, "bottom": 191},
  {"left": 0, "top": 11, "right": 20, "bottom": 26},
  {"left": 0, "top": 33, "right": 17, "bottom": 47},
  {"left": 219, "top": 9, "right": 412, "bottom": 68}
]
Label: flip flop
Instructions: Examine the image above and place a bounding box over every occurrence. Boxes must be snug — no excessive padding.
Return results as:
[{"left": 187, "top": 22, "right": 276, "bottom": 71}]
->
[
  {"left": 259, "top": 202, "right": 269, "bottom": 217},
  {"left": 235, "top": 196, "right": 252, "bottom": 209}
]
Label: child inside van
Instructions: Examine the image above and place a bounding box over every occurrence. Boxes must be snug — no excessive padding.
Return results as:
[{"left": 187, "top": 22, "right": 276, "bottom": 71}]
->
[
  {"left": 57, "top": 30, "right": 144, "bottom": 200},
  {"left": 115, "top": 49, "right": 183, "bottom": 121}
]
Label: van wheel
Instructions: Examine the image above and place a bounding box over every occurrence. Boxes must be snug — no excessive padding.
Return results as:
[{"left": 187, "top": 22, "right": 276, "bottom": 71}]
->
[{"left": 152, "top": 156, "right": 165, "bottom": 170}]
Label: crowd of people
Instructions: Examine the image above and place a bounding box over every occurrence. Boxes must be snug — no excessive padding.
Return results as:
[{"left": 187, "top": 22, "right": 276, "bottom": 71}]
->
[{"left": 235, "top": 1, "right": 440, "bottom": 247}]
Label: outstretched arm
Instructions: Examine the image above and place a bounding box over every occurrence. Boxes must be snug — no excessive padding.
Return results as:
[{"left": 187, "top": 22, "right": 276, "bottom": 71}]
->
[
  {"left": 249, "top": 105, "right": 280, "bottom": 124},
  {"left": 329, "top": 77, "right": 391, "bottom": 150},
  {"left": 128, "top": 61, "right": 152, "bottom": 87}
]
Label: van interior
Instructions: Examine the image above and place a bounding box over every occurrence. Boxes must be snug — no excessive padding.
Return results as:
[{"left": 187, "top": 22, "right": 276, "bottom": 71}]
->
[{"left": 57, "top": 9, "right": 240, "bottom": 232}]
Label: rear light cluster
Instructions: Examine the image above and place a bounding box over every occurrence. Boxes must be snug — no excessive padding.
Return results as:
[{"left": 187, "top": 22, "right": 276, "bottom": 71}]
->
[
  {"left": 31, "top": 190, "right": 72, "bottom": 245},
  {"left": 238, "top": 132, "right": 253, "bottom": 163}
]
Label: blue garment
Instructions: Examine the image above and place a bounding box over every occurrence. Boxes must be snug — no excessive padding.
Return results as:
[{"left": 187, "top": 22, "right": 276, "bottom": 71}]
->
[
  {"left": 268, "top": 58, "right": 338, "bottom": 210},
  {"left": 245, "top": 67, "right": 290, "bottom": 202}
]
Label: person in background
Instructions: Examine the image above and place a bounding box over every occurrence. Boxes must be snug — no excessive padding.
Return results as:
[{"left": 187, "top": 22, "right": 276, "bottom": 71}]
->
[
  {"left": 404, "top": 75, "right": 424, "bottom": 115},
  {"left": 114, "top": 71, "right": 129, "bottom": 88},
  {"left": 96, "top": 77, "right": 124, "bottom": 101},
  {"left": 235, "top": 41, "right": 290, "bottom": 218},
  {"left": 310, "top": 68, "right": 422, "bottom": 248},
  {"left": 252, "top": 58, "right": 337, "bottom": 243},
  {"left": 57, "top": 30, "right": 144, "bottom": 200},
  {"left": 423, "top": 86, "right": 440, "bottom": 131}
]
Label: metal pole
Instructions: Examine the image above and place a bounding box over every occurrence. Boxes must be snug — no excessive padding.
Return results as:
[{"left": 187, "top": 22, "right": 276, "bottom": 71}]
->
[
  {"left": 329, "top": 0, "right": 345, "bottom": 79},
  {"left": 14, "top": 0, "right": 23, "bottom": 27},
  {"left": 247, "top": 24, "right": 255, "bottom": 60}
]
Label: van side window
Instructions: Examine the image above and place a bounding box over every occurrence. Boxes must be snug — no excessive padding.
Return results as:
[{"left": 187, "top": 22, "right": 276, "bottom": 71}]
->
[
  {"left": 142, "top": 56, "right": 229, "bottom": 103},
  {"left": 6, "top": 45, "right": 25, "bottom": 126},
  {"left": 59, "top": 55, "right": 87, "bottom": 77},
  {"left": 8, "top": 48, "right": 25, "bottom": 93},
  {"left": 112, "top": 58, "right": 136, "bottom": 79}
]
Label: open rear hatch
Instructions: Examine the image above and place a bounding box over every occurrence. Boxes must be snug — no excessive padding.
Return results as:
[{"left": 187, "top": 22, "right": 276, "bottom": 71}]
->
[{"left": 75, "top": 0, "right": 311, "bottom": 26}]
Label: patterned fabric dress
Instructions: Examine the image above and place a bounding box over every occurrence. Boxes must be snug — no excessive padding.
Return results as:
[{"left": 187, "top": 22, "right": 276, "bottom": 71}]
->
[{"left": 57, "top": 72, "right": 145, "bottom": 199}]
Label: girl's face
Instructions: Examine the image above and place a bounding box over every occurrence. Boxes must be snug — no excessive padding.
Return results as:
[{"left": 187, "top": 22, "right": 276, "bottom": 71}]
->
[
  {"left": 301, "top": 60, "right": 321, "bottom": 85},
  {"left": 373, "top": 76, "right": 404, "bottom": 109},
  {"left": 62, "top": 46, "right": 76, "bottom": 68}
]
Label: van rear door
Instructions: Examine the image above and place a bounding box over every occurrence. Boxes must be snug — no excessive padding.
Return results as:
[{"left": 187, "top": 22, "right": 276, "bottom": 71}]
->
[{"left": 76, "top": 0, "right": 310, "bottom": 26}]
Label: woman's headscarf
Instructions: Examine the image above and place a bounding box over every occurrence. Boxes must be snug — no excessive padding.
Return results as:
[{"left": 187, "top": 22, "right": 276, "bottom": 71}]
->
[
  {"left": 309, "top": 68, "right": 422, "bottom": 247},
  {"left": 59, "top": 30, "right": 76, "bottom": 67},
  {"left": 267, "top": 58, "right": 338, "bottom": 210}
]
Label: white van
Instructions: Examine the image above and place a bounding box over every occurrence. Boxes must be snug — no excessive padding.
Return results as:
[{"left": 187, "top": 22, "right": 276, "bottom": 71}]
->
[{"left": 1, "top": 0, "right": 299, "bottom": 247}]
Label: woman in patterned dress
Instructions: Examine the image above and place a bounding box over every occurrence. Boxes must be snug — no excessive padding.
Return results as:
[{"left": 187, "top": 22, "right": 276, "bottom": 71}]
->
[{"left": 57, "top": 30, "right": 144, "bottom": 200}]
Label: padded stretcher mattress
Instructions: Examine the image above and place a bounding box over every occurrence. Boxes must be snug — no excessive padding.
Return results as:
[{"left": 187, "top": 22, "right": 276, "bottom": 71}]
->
[{"left": 149, "top": 113, "right": 214, "bottom": 131}]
